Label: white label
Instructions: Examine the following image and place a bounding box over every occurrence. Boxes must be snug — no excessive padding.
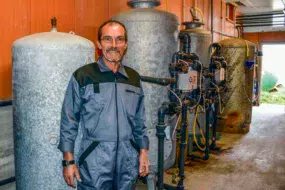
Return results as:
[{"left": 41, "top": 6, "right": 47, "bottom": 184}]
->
[
  {"left": 220, "top": 68, "right": 225, "bottom": 81},
  {"left": 215, "top": 68, "right": 225, "bottom": 82},
  {"left": 188, "top": 70, "right": 198, "bottom": 90}
]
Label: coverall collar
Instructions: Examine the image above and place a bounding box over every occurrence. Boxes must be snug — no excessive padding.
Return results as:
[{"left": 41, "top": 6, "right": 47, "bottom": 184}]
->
[{"left": 97, "top": 56, "right": 129, "bottom": 78}]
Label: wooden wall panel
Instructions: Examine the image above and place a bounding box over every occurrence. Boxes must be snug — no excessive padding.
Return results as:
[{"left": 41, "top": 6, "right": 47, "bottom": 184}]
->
[
  {"left": 243, "top": 33, "right": 259, "bottom": 47},
  {"left": 75, "top": 0, "right": 109, "bottom": 46},
  {"left": 31, "top": 0, "right": 75, "bottom": 33},
  {"left": 30, "top": 0, "right": 55, "bottom": 33},
  {"left": 54, "top": 0, "right": 76, "bottom": 32},
  {"left": 168, "top": 0, "right": 183, "bottom": 25},
  {"left": 244, "top": 31, "right": 285, "bottom": 49},
  {"left": 213, "top": 0, "right": 222, "bottom": 32},
  {"left": 203, "top": 0, "right": 210, "bottom": 30},
  {"left": 258, "top": 32, "right": 285, "bottom": 42},
  {"left": 0, "top": 0, "right": 30, "bottom": 99},
  {"left": 109, "top": 0, "right": 130, "bottom": 18},
  {"left": 183, "top": 0, "right": 195, "bottom": 23},
  {"left": 224, "top": 21, "right": 235, "bottom": 36},
  {"left": 0, "top": 0, "right": 239, "bottom": 99}
]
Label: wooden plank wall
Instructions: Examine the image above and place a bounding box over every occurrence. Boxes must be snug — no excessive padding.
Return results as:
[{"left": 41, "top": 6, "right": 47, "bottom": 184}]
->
[
  {"left": 243, "top": 32, "right": 285, "bottom": 49},
  {"left": 0, "top": 0, "right": 239, "bottom": 100}
]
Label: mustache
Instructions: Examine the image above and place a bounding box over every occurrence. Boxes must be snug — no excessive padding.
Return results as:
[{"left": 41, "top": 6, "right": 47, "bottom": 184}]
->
[{"left": 106, "top": 47, "right": 120, "bottom": 53}]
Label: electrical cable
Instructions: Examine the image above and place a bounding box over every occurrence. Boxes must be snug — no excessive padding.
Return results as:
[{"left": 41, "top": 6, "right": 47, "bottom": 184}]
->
[
  {"left": 178, "top": 59, "right": 189, "bottom": 66},
  {"left": 167, "top": 85, "right": 182, "bottom": 108},
  {"left": 193, "top": 7, "right": 205, "bottom": 22},
  {"left": 171, "top": 113, "right": 182, "bottom": 141},
  {"left": 211, "top": 47, "right": 217, "bottom": 56},
  {"left": 210, "top": 81, "right": 225, "bottom": 114},
  {"left": 242, "top": 39, "right": 250, "bottom": 58},
  {"left": 166, "top": 0, "right": 169, "bottom": 11},
  {"left": 192, "top": 105, "right": 206, "bottom": 151},
  {"left": 166, "top": 85, "right": 182, "bottom": 141}
]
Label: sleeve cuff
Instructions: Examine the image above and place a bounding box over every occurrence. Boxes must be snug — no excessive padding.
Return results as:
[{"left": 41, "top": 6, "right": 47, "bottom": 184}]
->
[
  {"left": 136, "top": 136, "right": 149, "bottom": 150},
  {"left": 57, "top": 141, "right": 74, "bottom": 152}
]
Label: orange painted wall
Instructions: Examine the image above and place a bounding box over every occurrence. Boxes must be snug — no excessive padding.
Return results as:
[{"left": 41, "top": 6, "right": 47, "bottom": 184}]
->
[
  {"left": 243, "top": 32, "right": 285, "bottom": 49},
  {"left": 0, "top": 0, "right": 238, "bottom": 100}
]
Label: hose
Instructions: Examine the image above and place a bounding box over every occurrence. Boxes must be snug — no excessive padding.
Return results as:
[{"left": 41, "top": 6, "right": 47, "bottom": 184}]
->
[
  {"left": 171, "top": 113, "right": 182, "bottom": 141},
  {"left": 193, "top": 105, "right": 206, "bottom": 151},
  {"left": 210, "top": 81, "right": 225, "bottom": 114},
  {"left": 211, "top": 47, "right": 217, "bottom": 56},
  {"left": 193, "top": 7, "right": 205, "bottom": 23},
  {"left": 244, "top": 39, "right": 249, "bottom": 58},
  {"left": 167, "top": 85, "right": 182, "bottom": 107},
  {"left": 166, "top": 0, "right": 169, "bottom": 11}
]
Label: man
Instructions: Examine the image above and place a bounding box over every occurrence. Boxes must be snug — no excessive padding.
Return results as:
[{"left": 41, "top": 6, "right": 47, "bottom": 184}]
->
[{"left": 58, "top": 20, "right": 150, "bottom": 189}]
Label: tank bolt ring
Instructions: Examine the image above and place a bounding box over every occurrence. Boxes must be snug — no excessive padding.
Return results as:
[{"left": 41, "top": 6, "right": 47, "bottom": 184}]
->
[{"left": 49, "top": 135, "right": 59, "bottom": 145}]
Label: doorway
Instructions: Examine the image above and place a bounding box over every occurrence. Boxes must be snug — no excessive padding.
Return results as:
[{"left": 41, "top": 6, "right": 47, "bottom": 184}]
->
[{"left": 260, "top": 43, "right": 285, "bottom": 105}]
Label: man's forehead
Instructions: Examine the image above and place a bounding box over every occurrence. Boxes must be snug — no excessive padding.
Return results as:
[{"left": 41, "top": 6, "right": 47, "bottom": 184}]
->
[{"left": 102, "top": 23, "right": 125, "bottom": 34}]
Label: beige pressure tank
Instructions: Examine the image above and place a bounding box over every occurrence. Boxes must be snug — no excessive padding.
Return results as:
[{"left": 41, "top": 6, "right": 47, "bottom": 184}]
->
[{"left": 217, "top": 38, "right": 256, "bottom": 133}]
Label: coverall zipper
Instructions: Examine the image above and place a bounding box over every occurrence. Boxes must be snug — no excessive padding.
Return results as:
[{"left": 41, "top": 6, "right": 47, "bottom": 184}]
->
[{"left": 114, "top": 73, "right": 119, "bottom": 174}]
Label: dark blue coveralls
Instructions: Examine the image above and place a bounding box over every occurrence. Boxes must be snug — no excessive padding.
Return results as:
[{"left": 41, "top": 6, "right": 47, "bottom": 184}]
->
[{"left": 58, "top": 57, "right": 149, "bottom": 189}]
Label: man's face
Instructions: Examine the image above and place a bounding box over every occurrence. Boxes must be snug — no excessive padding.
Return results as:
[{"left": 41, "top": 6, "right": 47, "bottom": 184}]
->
[{"left": 97, "top": 24, "right": 128, "bottom": 63}]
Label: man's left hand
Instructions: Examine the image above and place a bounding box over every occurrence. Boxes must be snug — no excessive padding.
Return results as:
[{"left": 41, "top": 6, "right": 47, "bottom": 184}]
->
[{"left": 139, "top": 149, "right": 150, "bottom": 177}]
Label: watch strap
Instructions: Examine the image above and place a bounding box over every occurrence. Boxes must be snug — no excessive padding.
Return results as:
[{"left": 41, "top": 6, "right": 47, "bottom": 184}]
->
[{"left": 62, "top": 160, "right": 75, "bottom": 167}]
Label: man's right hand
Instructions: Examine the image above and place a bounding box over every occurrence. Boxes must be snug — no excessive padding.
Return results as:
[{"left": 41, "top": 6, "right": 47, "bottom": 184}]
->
[{"left": 63, "top": 164, "right": 82, "bottom": 188}]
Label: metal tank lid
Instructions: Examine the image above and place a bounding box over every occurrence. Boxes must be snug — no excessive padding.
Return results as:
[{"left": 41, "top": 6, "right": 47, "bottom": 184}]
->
[
  {"left": 13, "top": 17, "right": 94, "bottom": 51},
  {"left": 181, "top": 21, "right": 210, "bottom": 36},
  {"left": 182, "top": 21, "right": 204, "bottom": 29},
  {"left": 219, "top": 38, "right": 256, "bottom": 48},
  {"left": 127, "top": 0, "right": 160, "bottom": 8}
]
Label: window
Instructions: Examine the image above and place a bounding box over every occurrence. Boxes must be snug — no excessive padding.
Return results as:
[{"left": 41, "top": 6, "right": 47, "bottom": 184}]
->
[{"left": 226, "top": 3, "right": 235, "bottom": 22}]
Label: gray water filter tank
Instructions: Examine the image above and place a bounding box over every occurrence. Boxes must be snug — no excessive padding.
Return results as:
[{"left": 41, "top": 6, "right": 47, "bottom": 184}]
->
[
  {"left": 12, "top": 19, "right": 95, "bottom": 189},
  {"left": 112, "top": 0, "right": 180, "bottom": 172}
]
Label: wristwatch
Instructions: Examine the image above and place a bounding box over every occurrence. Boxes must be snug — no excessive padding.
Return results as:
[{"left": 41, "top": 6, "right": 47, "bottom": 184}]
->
[{"left": 62, "top": 160, "right": 75, "bottom": 167}]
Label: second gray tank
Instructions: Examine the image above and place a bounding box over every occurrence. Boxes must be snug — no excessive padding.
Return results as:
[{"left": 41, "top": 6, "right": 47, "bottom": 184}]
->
[{"left": 112, "top": 0, "right": 179, "bottom": 171}]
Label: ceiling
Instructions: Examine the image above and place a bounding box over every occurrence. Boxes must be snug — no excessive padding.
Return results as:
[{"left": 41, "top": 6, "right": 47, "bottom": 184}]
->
[
  {"left": 224, "top": 0, "right": 285, "bottom": 32},
  {"left": 225, "top": 0, "right": 285, "bottom": 14}
]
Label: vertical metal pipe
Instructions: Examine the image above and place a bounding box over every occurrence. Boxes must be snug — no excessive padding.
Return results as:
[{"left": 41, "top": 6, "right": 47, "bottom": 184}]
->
[
  {"left": 177, "top": 104, "right": 188, "bottom": 189},
  {"left": 179, "top": 33, "right": 191, "bottom": 54},
  {"left": 210, "top": 102, "right": 218, "bottom": 149},
  {"left": 156, "top": 105, "right": 168, "bottom": 190},
  {"left": 256, "top": 51, "right": 263, "bottom": 106},
  {"left": 203, "top": 104, "right": 210, "bottom": 160}
]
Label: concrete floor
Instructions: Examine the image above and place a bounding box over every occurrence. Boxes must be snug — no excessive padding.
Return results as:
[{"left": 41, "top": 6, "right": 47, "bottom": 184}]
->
[{"left": 0, "top": 104, "right": 284, "bottom": 190}]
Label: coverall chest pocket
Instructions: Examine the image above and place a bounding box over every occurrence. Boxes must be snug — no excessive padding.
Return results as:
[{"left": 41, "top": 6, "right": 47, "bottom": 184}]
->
[
  {"left": 124, "top": 86, "right": 140, "bottom": 117},
  {"left": 90, "top": 83, "right": 107, "bottom": 110}
]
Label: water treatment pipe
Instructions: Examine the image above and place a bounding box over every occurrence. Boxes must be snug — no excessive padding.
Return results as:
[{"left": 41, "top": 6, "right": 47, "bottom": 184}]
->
[
  {"left": 211, "top": 43, "right": 221, "bottom": 57},
  {"left": 179, "top": 33, "right": 191, "bottom": 54},
  {"left": 236, "top": 12, "right": 284, "bottom": 18},
  {"left": 156, "top": 103, "right": 169, "bottom": 190},
  {"left": 237, "top": 23, "right": 285, "bottom": 27},
  {"left": 140, "top": 76, "right": 176, "bottom": 86},
  {"left": 236, "top": 15, "right": 285, "bottom": 21},
  {"left": 203, "top": 102, "right": 210, "bottom": 160},
  {"left": 210, "top": 101, "right": 220, "bottom": 151},
  {"left": 213, "top": 29, "right": 239, "bottom": 38},
  {"left": 0, "top": 177, "right": 16, "bottom": 187},
  {"left": 177, "top": 104, "right": 188, "bottom": 189},
  {"left": 0, "top": 100, "right": 12, "bottom": 107}
]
